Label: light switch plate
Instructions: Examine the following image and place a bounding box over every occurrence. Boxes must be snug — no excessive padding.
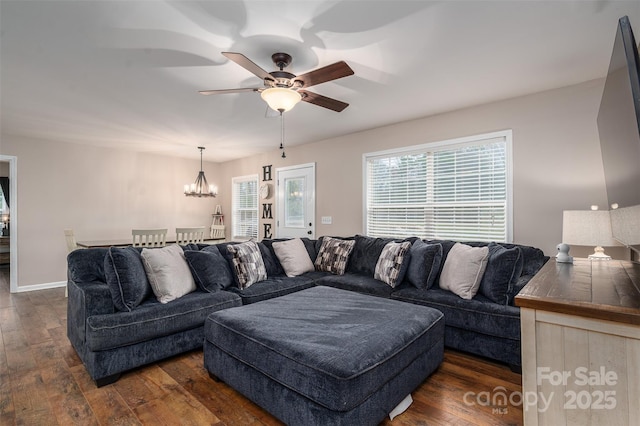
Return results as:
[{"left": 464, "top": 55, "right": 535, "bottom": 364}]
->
[{"left": 321, "top": 216, "right": 332, "bottom": 225}]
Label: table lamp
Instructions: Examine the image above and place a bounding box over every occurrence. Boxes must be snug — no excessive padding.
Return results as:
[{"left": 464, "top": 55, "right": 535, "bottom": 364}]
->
[{"left": 562, "top": 209, "right": 621, "bottom": 260}]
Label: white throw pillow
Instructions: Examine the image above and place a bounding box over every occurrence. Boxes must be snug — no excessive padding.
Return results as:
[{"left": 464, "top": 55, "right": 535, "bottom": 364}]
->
[
  {"left": 439, "top": 243, "right": 489, "bottom": 299},
  {"left": 141, "top": 244, "right": 196, "bottom": 303},
  {"left": 272, "top": 238, "right": 315, "bottom": 277}
]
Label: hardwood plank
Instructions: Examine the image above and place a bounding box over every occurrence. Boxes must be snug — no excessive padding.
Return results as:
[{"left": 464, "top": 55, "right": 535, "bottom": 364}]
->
[
  {"left": 0, "top": 368, "right": 16, "bottom": 424},
  {"left": 84, "top": 385, "right": 139, "bottom": 425},
  {"left": 10, "top": 368, "right": 57, "bottom": 423},
  {"left": 159, "top": 352, "right": 270, "bottom": 426},
  {"left": 41, "top": 363, "right": 100, "bottom": 426},
  {"left": 133, "top": 364, "right": 223, "bottom": 425}
]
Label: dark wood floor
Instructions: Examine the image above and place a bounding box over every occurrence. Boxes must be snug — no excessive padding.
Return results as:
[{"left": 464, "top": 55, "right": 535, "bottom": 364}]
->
[{"left": 0, "top": 269, "right": 524, "bottom": 425}]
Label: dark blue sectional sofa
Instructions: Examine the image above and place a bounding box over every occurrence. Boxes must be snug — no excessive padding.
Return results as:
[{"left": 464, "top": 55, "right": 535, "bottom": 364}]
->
[{"left": 66, "top": 235, "right": 548, "bottom": 387}]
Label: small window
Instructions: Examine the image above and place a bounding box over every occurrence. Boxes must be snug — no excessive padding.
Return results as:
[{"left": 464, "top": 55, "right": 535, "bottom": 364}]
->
[
  {"left": 232, "top": 175, "right": 259, "bottom": 240},
  {"left": 364, "top": 131, "right": 512, "bottom": 242}
]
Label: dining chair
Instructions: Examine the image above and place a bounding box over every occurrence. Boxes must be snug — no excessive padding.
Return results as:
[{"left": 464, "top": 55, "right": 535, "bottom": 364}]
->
[
  {"left": 64, "top": 229, "right": 80, "bottom": 253},
  {"left": 64, "top": 229, "right": 83, "bottom": 297},
  {"left": 176, "top": 226, "right": 205, "bottom": 245},
  {"left": 132, "top": 228, "right": 168, "bottom": 247}
]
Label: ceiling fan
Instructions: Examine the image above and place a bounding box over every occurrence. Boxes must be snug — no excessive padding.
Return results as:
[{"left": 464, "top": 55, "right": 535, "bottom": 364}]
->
[{"left": 199, "top": 52, "right": 354, "bottom": 112}]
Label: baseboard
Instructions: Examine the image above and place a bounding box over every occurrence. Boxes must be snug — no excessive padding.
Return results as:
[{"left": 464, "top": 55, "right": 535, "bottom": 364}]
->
[{"left": 15, "top": 280, "right": 66, "bottom": 293}]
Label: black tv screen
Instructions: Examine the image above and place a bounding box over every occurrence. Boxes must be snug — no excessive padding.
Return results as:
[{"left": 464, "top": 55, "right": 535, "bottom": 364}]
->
[{"left": 597, "top": 15, "right": 640, "bottom": 252}]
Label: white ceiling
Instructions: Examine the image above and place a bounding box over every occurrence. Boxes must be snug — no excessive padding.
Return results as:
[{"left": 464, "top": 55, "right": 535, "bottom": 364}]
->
[{"left": 1, "top": 0, "right": 639, "bottom": 162}]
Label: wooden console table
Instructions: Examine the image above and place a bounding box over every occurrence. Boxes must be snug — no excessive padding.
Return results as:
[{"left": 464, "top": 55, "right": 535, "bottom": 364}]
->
[{"left": 515, "top": 259, "right": 640, "bottom": 425}]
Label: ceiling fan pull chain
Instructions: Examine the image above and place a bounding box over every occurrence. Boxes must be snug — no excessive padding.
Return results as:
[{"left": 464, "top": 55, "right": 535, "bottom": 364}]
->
[{"left": 280, "top": 110, "right": 286, "bottom": 158}]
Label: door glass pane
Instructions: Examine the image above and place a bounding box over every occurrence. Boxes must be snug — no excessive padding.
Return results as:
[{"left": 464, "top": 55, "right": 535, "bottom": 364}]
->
[{"left": 285, "top": 177, "right": 305, "bottom": 228}]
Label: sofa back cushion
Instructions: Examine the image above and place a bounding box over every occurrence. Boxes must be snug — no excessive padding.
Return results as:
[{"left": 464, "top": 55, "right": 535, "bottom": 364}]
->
[
  {"left": 104, "top": 246, "right": 152, "bottom": 312},
  {"left": 67, "top": 248, "right": 109, "bottom": 283},
  {"left": 478, "top": 243, "right": 523, "bottom": 305},
  {"left": 347, "top": 235, "right": 394, "bottom": 276},
  {"left": 184, "top": 245, "right": 235, "bottom": 292},
  {"left": 405, "top": 240, "right": 443, "bottom": 290}
]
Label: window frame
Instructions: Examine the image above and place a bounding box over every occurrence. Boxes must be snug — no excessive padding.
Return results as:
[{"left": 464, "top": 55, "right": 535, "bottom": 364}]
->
[
  {"left": 231, "top": 174, "right": 259, "bottom": 240},
  {"left": 362, "top": 130, "right": 513, "bottom": 242}
]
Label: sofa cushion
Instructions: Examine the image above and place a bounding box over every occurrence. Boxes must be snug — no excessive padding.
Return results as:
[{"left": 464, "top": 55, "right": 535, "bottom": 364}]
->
[
  {"left": 479, "top": 243, "right": 523, "bottom": 305},
  {"left": 439, "top": 243, "right": 489, "bottom": 299},
  {"left": 272, "top": 238, "right": 315, "bottom": 277},
  {"left": 374, "top": 241, "right": 412, "bottom": 288},
  {"left": 405, "top": 240, "right": 443, "bottom": 290},
  {"left": 257, "top": 240, "right": 286, "bottom": 277},
  {"left": 229, "top": 275, "right": 317, "bottom": 305},
  {"left": 67, "top": 248, "right": 109, "bottom": 283},
  {"left": 227, "top": 241, "right": 267, "bottom": 289},
  {"left": 391, "top": 287, "right": 521, "bottom": 340},
  {"left": 104, "top": 246, "right": 152, "bottom": 312},
  {"left": 184, "top": 245, "right": 234, "bottom": 292},
  {"left": 85, "top": 290, "right": 242, "bottom": 351},
  {"left": 314, "top": 237, "right": 355, "bottom": 275},
  {"left": 140, "top": 244, "right": 196, "bottom": 304},
  {"left": 347, "top": 235, "right": 394, "bottom": 275},
  {"left": 316, "top": 274, "right": 395, "bottom": 298},
  {"left": 499, "top": 243, "right": 548, "bottom": 276}
]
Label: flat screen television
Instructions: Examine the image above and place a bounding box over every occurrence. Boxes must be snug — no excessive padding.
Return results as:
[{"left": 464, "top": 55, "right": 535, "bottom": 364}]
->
[{"left": 597, "top": 15, "right": 640, "bottom": 254}]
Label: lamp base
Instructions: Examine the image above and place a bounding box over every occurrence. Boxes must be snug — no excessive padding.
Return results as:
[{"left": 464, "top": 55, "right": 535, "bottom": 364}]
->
[{"left": 588, "top": 246, "right": 611, "bottom": 260}]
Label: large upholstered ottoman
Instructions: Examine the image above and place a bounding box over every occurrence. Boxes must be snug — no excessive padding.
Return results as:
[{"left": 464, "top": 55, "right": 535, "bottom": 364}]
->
[{"left": 203, "top": 286, "right": 444, "bottom": 425}]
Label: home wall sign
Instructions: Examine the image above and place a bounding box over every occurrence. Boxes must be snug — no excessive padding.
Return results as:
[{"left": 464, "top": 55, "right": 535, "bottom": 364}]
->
[{"left": 261, "top": 164, "right": 273, "bottom": 239}]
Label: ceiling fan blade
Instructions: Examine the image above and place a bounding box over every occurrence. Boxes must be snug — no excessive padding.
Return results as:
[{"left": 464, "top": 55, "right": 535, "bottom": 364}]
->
[
  {"left": 199, "top": 88, "right": 260, "bottom": 95},
  {"left": 294, "top": 61, "right": 354, "bottom": 88},
  {"left": 222, "top": 52, "right": 272, "bottom": 81},
  {"left": 298, "top": 90, "right": 349, "bottom": 112}
]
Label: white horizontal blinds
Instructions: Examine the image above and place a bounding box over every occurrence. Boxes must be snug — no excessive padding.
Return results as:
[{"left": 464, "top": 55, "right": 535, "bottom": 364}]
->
[
  {"left": 366, "top": 135, "right": 508, "bottom": 241},
  {"left": 367, "top": 153, "right": 429, "bottom": 238},
  {"left": 432, "top": 141, "right": 507, "bottom": 241},
  {"left": 232, "top": 176, "right": 258, "bottom": 239}
]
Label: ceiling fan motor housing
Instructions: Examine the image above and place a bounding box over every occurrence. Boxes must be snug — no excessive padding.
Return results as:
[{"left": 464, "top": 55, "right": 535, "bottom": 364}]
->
[
  {"left": 267, "top": 71, "right": 296, "bottom": 86},
  {"left": 271, "top": 52, "right": 292, "bottom": 70}
]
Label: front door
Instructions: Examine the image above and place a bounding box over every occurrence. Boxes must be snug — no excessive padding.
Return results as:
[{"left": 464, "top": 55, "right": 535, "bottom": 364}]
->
[{"left": 276, "top": 163, "right": 315, "bottom": 239}]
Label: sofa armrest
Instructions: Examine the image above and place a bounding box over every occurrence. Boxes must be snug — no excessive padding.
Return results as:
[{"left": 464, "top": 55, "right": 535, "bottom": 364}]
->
[{"left": 67, "top": 279, "right": 115, "bottom": 346}]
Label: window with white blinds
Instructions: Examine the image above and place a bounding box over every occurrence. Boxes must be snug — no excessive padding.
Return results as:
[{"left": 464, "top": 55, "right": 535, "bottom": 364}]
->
[
  {"left": 364, "top": 131, "right": 512, "bottom": 242},
  {"left": 232, "top": 175, "right": 259, "bottom": 239}
]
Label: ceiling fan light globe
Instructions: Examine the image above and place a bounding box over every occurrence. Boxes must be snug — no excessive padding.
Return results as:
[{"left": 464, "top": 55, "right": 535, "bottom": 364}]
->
[{"left": 261, "top": 87, "right": 302, "bottom": 112}]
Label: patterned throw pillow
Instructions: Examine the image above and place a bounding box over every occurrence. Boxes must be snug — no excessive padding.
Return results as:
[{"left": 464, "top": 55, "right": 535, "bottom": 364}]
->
[
  {"left": 374, "top": 241, "right": 412, "bottom": 288},
  {"left": 314, "top": 237, "right": 355, "bottom": 275},
  {"left": 227, "top": 241, "right": 267, "bottom": 289}
]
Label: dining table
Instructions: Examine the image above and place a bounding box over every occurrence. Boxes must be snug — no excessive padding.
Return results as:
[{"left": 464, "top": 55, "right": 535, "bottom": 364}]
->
[{"left": 76, "top": 237, "right": 225, "bottom": 249}]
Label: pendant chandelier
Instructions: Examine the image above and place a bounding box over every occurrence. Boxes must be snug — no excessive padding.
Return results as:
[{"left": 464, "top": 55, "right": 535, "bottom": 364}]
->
[{"left": 184, "top": 146, "right": 217, "bottom": 197}]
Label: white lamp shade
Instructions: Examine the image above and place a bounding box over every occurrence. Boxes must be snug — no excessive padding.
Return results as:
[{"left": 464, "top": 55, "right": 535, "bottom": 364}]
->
[
  {"left": 610, "top": 204, "right": 640, "bottom": 246},
  {"left": 261, "top": 87, "right": 302, "bottom": 112},
  {"left": 562, "top": 210, "right": 621, "bottom": 247}
]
